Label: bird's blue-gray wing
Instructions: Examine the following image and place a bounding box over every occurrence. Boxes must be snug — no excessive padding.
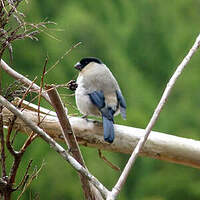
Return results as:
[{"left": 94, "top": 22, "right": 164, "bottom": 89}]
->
[
  {"left": 88, "top": 91, "right": 115, "bottom": 143},
  {"left": 88, "top": 91, "right": 105, "bottom": 109},
  {"left": 116, "top": 90, "right": 126, "bottom": 119}
]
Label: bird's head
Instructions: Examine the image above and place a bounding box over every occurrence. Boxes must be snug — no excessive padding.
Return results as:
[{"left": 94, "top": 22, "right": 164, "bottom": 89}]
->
[{"left": 74, "top": 57, "right": 102, "bottom": 71}]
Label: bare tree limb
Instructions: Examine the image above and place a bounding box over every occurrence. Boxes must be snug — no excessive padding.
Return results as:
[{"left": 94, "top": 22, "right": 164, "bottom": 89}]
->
[
  {"left": 0, "top": 106, "right": 6, "bottom": 177},
  {"left": 46, "top": 85, "right": 102, "bottom": 200},
  {"left": 0, "top": 95, "right": 109, "bottom": 199},
  {"left": 0, "top": 66, "right": 6, "bottom": 181},
  {"left": 3, "top": 103, "right": 200, "bottom": 170},
  {"left": 107, "top": 33, "right": 200, "bottom": 200}
]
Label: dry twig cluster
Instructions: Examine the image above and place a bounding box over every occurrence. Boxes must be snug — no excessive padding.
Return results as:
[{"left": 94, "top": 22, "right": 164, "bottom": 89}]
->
[{"left": 0, "top": 1, "right": 51, "bottom": 199}]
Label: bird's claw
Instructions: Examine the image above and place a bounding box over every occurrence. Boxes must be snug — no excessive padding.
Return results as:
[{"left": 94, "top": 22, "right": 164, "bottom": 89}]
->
[
  {"left": 82, "top": 115, "right": 90, "bottom": 121},
  {"left": 67, "top": 80, "right": 78, "bottom": 91}
]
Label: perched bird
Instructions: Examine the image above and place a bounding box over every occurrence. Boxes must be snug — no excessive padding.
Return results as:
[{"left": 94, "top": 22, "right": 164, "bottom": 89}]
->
[{"left": 74, "top": 57, "right": 126, "bottom": 143}]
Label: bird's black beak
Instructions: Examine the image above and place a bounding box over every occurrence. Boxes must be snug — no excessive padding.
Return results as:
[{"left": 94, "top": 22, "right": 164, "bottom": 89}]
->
[{"left": 74, "top": 62, "right": 82, "bottom": 71}]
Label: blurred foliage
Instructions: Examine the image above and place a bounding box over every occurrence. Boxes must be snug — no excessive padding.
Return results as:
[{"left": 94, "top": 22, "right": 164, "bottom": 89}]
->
[{"left": 1, "top": 0, "right": 200, "bottom": 199}]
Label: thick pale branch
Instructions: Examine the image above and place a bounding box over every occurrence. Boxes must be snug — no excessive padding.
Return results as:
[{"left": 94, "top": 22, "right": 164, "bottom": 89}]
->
[{"left": 2, "top": 104, "right": 200, "bottom": 169}]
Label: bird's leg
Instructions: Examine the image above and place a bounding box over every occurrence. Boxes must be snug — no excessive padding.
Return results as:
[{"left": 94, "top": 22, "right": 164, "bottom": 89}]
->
[
  {"left": 82, "top": 114, "right": 88, "bottom": 119},
  {"left": 66, "top": 80, "right": 78, "bottom": 91}
]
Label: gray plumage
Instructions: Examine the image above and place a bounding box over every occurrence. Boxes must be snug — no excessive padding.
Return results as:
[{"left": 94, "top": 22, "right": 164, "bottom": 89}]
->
[{"left": 74, "top": 57, "right": 126, "bottom": 143}]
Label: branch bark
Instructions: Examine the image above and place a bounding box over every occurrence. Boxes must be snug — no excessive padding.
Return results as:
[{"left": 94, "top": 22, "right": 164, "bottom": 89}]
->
[{"left": 2, "top": 102, "right": 200, "bottom": 169}]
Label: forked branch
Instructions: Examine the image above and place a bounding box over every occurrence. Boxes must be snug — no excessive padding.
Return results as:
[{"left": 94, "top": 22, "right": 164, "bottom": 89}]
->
[{"left": 0, "top": 95, "right": 109, "bottom": 199}]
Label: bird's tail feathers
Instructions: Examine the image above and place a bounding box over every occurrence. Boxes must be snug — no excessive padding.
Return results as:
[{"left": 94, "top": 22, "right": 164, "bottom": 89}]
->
[{"left": 102, "top": 116, "right": 114, "bottom": 143}]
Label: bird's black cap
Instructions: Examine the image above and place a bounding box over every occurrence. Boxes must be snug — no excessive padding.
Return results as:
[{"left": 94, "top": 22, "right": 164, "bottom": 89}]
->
[{"left": 74, "top": 57, "right": 102, "bottom": 71}]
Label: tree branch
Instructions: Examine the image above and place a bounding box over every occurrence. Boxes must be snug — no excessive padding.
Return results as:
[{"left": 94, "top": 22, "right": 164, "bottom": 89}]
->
[
  {"left": 0, "top": 106, "right": 6, "bottom": 178},
  {"left": 3, "top": 102, "right": 200, "bottom": 169},
  {"left": 46, "top": 85, "right": 102, "bottom": 200},
  {"left": 108, "top": 33, "right": 200, "bottom": 199},
  {"left": 0, "top": 95, "right": 109, "bottom": 199},
  {"left": 0, "top": 71, "right": 6, "bottom": 180}
]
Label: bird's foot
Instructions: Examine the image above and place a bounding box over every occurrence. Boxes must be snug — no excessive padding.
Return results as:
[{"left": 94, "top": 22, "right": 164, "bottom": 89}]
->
[
  {"left": 82, "top": 114, "right": 90, "bottom": 121},
  {"left": 66, "top": 80, "right": 78, "bottom": 91},
  {"left": 82, "top": 114, "right": 88, "bottom": 119}
]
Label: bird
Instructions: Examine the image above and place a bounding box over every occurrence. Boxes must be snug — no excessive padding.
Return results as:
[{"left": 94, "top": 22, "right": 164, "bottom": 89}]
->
[{"left": 74, "top": 57, "right": 126, "bottom": 143}]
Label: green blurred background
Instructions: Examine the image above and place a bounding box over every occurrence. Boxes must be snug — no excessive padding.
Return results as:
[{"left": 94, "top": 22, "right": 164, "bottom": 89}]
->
[{"left": 2, "top": 0, "right": 200, "bottom": 199}]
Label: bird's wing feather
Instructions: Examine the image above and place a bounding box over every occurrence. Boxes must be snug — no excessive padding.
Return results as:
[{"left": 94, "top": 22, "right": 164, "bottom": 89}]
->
[
  {"left": 116, "top": 90, "right": 126, "bottom": 119},
  {"left": 88, "top": 91, "right": 105, "bottom": 110}
]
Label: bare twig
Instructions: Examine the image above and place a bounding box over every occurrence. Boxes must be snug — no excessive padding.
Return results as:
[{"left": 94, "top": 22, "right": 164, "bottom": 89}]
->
[
  {"left": 6, "top": 115, "right": 17, "bottom": 157},
  {"left": 11, "top": 128, "right": 19, "bottom": 145},
  {"left": 20, "top": 133, "right": 37, "bottom": 154},
  {"left": 0, "top": 70, "right": 6, "bottom": 178},
  {"left": 3, "top": 80, "right": 26, "bottom": 102},
  {"left": 19, "top": 77, "right": 37, "bottom": 109},
  {"left": 37, "top": 57, "right": 48, "bottom": 124},
  {"left": 0, "top": 95, "right": 109, "bottom": 199},
  {"left": 0, "top": 1, "right": 53, "bottom": 59},
  {"left": 45, "top": 42, "right": 82, "bottom": 75},
  {"left": 0, "top": 59, "right": 52, "bottom": 104},
  {"left": 14, "top": 159, "right": 33, "bottom": 191},
  {"left": 107, "top": 34, "right": 200, "bottom": 200},
  {"left": 0, "top": 110, "right": 6, "bottom": 176},
  {"left": 16, "top": 161, "right": 45, "bottom": 200},
  {"left": 98, "top": 150, "right": 120, "bottom": 171}
]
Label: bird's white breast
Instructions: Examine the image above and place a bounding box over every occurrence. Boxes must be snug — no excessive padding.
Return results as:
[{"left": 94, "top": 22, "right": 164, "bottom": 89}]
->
[{"left": 75, "top": 74, "right": 100, "bottom": 116}]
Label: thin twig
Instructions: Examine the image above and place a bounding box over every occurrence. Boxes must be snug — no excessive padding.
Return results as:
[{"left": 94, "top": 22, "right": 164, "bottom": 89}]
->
[
  {"left": 0, "top": 97, "right": 6, "bottom": 178},
  {"left": 16, "top": 161, "right": 45, "bottom": 200},
  {"left": 108, "top": 34, "right": 200, "bottom": 200},
  {"left": 38, "top": 57, "right": 48, "bottom": 124},
  {"left": 98, "top": 150, "right": 120, "bottom": 172},
  {"left": 19, "top": 77, "right": 37, "bottom": 110},
  {"left": 10, "top": 128, "right": 19, "bottom": 145},
  {"left": 14, "top": 159, "right": 33, "bottom": 191},
  {"left": 0, "top": 59, "right": 52, "bottom": 104},
  {"left": 6, "top": 115, "right": 18, "bottom": 156},
  {"left": 20, "top": 133, "right": 36, "bottom": 154},
  {"left": 45, "top": 42, "right": 82, "bottom": 75}
]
